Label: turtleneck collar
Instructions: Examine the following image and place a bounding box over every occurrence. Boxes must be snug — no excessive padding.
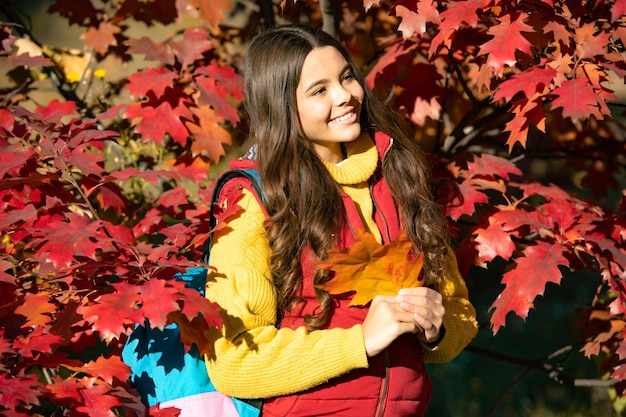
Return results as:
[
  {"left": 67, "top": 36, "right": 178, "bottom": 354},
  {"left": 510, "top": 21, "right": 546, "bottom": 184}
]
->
[{"left": 321, "top": 134, "right": 378, "bottom": 185}]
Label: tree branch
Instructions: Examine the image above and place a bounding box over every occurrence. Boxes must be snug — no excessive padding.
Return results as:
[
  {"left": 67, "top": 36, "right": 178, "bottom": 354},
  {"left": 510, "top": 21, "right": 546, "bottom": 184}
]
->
[{"left": 465, "top": 344, "right": 617, "bottom": 388}]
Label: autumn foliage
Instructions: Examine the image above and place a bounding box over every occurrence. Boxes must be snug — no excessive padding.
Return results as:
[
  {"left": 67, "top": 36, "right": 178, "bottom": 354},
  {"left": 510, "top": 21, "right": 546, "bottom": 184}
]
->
[{"left": 0, "top": 0, "right": 625, "bottom": 415}]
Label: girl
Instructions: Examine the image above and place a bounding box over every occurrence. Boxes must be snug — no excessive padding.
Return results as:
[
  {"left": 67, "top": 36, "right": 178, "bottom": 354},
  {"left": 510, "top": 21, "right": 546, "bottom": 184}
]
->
[{"left": 205, "top": 24, "right": 478, "bottom": 417}]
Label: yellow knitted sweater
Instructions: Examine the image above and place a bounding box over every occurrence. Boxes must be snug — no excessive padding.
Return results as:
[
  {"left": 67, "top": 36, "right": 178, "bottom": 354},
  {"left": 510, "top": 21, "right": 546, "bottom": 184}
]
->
[{"left": 205, "top": 136, "right": 478, "bottom": 399}]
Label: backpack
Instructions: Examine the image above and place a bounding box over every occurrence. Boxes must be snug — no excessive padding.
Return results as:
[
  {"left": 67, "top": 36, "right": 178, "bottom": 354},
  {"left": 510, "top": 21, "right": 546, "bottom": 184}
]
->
[{"left": 122, "top": 169, "right": 266, "bottom": 417}]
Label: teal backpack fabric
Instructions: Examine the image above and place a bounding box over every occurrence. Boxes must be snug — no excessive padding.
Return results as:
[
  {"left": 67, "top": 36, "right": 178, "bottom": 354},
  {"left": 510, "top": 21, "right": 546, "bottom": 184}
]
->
[{"left": 122, "top": 169, "right": 265, "bottom": 416}]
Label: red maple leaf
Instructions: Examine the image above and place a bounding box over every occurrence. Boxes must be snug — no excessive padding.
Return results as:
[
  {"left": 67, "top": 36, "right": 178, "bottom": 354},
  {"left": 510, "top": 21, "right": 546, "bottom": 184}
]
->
[
  {"left": 551, "top": 77, "right": 603, "bottom": 120},
  {"left": 78, "top": 282, "right": 143, "bottom": 341},
  {"left": 186, "top": 0, "right": 233, "bottom": 29},
  {"left": 49, "top": 375, "right": 82, "bottom": 401},
  {"left": 447, "top": 178, "right": 489, "bottom": 221},
  {"left": 0, "top": 373, "right": 44, "bottom": 409},
  {"left": 127, "top": 36, "right": 175, "bottom": 65},
  {"left": 195, "top": 61, "right": 244, "bottom": 100},
  {"left": 67, "top": 144, "right": 106, "bottom": 177},
  {"left": 539, "top": 198, "right": 580, "bottom": 235},
  {"left": 127, "top": 67, "right": 178, "bottom": 99},
  {"left": 503, "top": 99, "right": 537, "bottom": 145},
  {"left": 125, "top": 102, "right": 190, "bottom": 146},
  {"left": 574, "top": 23, "right": 611, "bottom": 60},
  {"left": 13, "top": 326, "right": 62, "bottom": 357},
  {"left": 35, "top": 213, "right": 104, "bottom": 269},
  {"left": 0, "top": 143, "right": 34, "bottom": 178},
  {"left": 15, "top": 292, "right": 56, "bottom": 328},
  {"left": 167, "top": 156, "right": 211, "bottom": 183},
  {"left": 478, "top": 13, "right": 534, "bottom": 76},
  {"left": 81, "top": 22, "right": 122, "bottom": 55},
  {"left": 77, "top": 381, "right": 121, "bottom": 417},
  {"left": 137, "top": 278, "right": 182, "bottom": 330},
  {"left": 465, "top": 153, "right": 522, "bottom": 180},
  {"left": 186, "top": 106, "right": 232, "bottom": 161},
  {"left": 83, "top": 355, "right": 131, "bottom": 385},
  {"left": 473, "top": 217, "right": 518, "bottom": 265},
  {"left": 520, "top": 182, "right": 573, "bottom": 203},
  {"left": 492, "top": 208, "right": 552, "bottom": 234},
  {"left": 171, "top": 27, "right": 213, "bottom": 70},
  {"left": 429, "top": 0, "right": 489, "bottom": 55},
  {"left": 194, "top": 62, "right": 243, "bottom": 123},
  {"left": 489, "top": 241, "right": 569, "bottom": 333},
  {"left": 93, "top": 183, "right": 127, "bottom": 215},
  {"left": 504, "top": 97, "right": 546, "bottom": 151},
  {"left": 494, "top": 65, "right": 557, "bottom": 102},
  {"left": 395, "top": 2, "right": 441, "bottom": 39},
  {"left": 543, "top": 21, "right": 571, "bottom": 47},
  {"left": 157, "top": 186, "right": 189, "bottom": 208},
  {"left": 35, "top": 99, "right": 78, "bottom": 125},
  {"left": 0, "top": 203, "right": 37, "bottom": 228},
  {"left": 147, "top": 243, "right": 177, "bottom": 263},
  {"left": 212, "top": 185, "right": 245, "bottom": 237}
]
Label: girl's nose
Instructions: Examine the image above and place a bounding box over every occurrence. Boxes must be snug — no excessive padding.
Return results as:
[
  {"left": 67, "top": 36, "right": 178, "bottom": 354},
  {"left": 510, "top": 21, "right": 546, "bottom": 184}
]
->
[{"left": 334, "top": 85, "right": 352, "bottom": 106}]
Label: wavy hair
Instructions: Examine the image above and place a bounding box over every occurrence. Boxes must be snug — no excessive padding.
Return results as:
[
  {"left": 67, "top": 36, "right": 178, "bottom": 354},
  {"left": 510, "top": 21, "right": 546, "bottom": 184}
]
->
[{"left": 243, "top": 25, "right": 447, "bottom": 329}]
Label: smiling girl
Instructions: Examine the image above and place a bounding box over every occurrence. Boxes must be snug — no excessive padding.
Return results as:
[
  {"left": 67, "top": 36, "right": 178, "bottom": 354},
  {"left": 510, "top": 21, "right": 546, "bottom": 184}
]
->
[{"left": 204, "top": 24, "right": 478, "bottom": 417}]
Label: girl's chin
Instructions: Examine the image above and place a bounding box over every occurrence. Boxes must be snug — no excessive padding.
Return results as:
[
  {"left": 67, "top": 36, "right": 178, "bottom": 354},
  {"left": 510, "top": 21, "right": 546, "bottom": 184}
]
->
[{"left": 330, "top": 124, "right": 362, "bottom": 140}]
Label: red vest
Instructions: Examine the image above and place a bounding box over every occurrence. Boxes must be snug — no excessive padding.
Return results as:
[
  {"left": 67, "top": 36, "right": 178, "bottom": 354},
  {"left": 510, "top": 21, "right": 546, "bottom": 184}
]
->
[{"left": 233, "top": 132, "right": 431, "bottom": 417}]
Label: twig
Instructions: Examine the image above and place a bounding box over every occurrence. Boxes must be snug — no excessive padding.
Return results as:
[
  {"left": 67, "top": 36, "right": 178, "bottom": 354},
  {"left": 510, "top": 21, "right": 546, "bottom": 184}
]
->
[{"left": 465, "top": 344, "right": 618, "bottom": 388}]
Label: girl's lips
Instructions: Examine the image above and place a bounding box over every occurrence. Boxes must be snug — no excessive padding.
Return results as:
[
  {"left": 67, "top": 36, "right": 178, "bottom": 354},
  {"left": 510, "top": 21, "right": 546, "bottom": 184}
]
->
[{"left": 330, "top": 111, "right": 358, "bottom": 125}]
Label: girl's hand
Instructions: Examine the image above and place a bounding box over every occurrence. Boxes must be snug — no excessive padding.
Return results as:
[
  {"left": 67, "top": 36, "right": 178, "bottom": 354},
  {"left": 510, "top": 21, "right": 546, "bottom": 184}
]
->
[
  {"left": 396, "top": 287, "right": 445, "bottom": 344},
  {"left": 361, "top": 294, "right": 418, "bottom": 357}
]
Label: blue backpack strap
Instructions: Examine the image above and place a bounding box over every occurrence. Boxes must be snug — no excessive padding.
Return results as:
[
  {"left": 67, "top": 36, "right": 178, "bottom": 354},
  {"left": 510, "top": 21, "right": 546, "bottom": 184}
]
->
[{"left": 122, "top": 169, "right": 265, "bottom": 415}]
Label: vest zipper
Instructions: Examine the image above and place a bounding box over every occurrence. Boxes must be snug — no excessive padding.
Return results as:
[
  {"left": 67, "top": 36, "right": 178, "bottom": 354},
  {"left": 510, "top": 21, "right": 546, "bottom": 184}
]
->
[
  {"left": 375, "top": 349, "right": 391, "bottom": 417},
  {"left": 370, "top": 182, "right": 392, "bottom": 244},
  {"left": 342, "top": 197, "right": 359, "bottom": 238},
  {"left": 373, "top": 137, "right": 394, "bottom": 244}
]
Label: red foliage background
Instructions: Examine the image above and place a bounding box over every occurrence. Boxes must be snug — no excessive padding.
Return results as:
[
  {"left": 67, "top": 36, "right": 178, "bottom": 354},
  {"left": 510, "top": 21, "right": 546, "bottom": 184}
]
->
[{"left": 0, "top": 0, "right": 624, "bottom": 415}]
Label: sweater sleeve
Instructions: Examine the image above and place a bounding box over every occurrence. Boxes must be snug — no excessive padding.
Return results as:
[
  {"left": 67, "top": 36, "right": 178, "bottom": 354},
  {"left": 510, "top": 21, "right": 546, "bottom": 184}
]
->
[
  {"left": 204, "top": 188, "right": 369, "bottom": 399},
  {"left": 421, "top": 245, "right": 478, "bottom": 363}
]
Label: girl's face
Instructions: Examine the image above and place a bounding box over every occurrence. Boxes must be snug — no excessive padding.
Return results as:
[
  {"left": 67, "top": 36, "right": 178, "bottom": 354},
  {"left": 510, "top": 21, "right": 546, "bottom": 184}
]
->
[{"left": 295, "top": 46, "right": 365, "bottom": 164}]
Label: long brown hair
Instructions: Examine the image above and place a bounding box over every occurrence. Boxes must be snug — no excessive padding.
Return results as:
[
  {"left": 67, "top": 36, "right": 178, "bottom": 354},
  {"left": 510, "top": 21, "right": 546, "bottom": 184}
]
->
[{"left": 243, "top": 25, "right": 447, "bottom": 329}]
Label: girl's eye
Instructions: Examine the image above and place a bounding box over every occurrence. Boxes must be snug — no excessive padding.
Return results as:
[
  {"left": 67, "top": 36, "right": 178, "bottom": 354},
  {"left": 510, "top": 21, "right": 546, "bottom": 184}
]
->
[
  {"left": 343, "top": 72, "right": 355, "bottom": 81},
  {"left": 313, "top": 87, "right": 326, "bottom": 96}
]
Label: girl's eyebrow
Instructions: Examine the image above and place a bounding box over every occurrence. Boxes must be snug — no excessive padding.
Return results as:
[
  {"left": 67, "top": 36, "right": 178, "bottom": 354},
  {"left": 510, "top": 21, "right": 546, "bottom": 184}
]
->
[
  {"left": 304, "top": 64, "right": 351, "bottom": 93},
  {"left": 305, "top": 78, "right": 327, "bottom": 93}
]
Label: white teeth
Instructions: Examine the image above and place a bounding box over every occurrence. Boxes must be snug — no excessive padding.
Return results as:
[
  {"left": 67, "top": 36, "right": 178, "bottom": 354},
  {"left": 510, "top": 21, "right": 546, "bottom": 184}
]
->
[{"left": 333, "top": 112, "right": 354, "bottom": 123}]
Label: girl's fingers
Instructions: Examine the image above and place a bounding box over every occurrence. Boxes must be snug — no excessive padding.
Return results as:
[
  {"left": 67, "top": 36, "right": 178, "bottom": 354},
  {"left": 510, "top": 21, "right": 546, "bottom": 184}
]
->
[{"left": 396, "top": 288, "right": 445, "bottom": 343}]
